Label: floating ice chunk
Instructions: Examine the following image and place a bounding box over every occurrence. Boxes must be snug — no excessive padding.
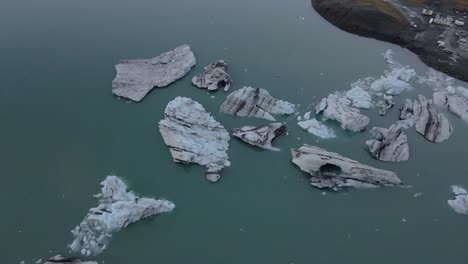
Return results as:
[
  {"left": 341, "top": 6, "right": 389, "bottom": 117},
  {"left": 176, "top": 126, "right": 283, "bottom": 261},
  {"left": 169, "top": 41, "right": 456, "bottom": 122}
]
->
[
  {"left": 112, "top": 45, "right": 196, "bottom": 102},
  {"left": 418, "top": 68, "right": 455, "bottom": 90},
  {"left": 452, "top": 185, "right": 468, "bottom": 195},
  {"left": 370, "top": 77, "right": 413, "bottom": 95},
  {"left": 315, "top": 94, "right": 370, "bottom": 132},
  {"left": 291, "top": 145, "right": 402, "bottom": 190},
  {"left": 447, "top": 86, "right": 456, "bottom": 94},
  {"left": 433, "top": 91, "right": 468, "bottom": 123},
  {"left": 383, "top": 50, "right": 398, "bottom": 67},
  {"left": 346, "top": 87, "right": 372, "bottom": 109},
  {"left": 303, "top": 111, "right": 311, "bottom": 120},
  {"left": 456, "top": 86, "right": 468, "bottom": 99},
  {"left": 383, "top": 50, "right": 416, "bottom": 82},
  {"left": 44, "top": 255, "right": 97, "bottom": 264},
  {"left": 69, "top": 176, "right": 174, "bottom": 256},
  {"left": 233, "top": 123, "right": 287, "bottom": 151},
  {"left": 376, "top": 95, "right": 395, "bottom": 116},
  {"left": 350, "top": 77, "right": 375, "bottom": 92},
  {"left": 386, "top": 67, "right": 416, "bottom": 83},
  {"left": 297, "top": 118, "right": 336, "bottom": 139},
  {"left": 363, "top": 50, "right": 416, "bottom": 95},
  {"left": 366, "top": 125, "right": 409, "bottom": 162},
  {"left": 395, "top": 118, "right": 415, "bottom": 130},
  {"left": 159, "top": 97, "right": 230, "bottom": 182},
  {"left": 297, "top": 116, "right": 302, "bottom": 121},
  {"left": 192, "top": 60, "right": 232, "bottom": 92},
  {"left": 448, "top": 185, "right": 468, "bottom": 215},
  {"left": 220, "top": 87, "right": 296, "bottom": 121}
]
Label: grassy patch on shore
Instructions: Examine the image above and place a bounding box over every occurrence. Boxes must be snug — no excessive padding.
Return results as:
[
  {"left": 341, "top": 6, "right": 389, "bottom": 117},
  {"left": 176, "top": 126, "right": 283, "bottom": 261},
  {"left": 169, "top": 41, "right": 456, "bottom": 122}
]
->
[{"left": 351, "top": 0, "right": 405, "bottom": 22}]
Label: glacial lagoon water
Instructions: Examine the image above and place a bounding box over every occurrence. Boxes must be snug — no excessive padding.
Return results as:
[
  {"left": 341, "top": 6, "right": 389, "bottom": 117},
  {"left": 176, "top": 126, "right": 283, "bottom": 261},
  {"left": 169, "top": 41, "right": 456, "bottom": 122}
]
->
[{"left": 1, "top": 0, "right": 468, "bottom": 263}]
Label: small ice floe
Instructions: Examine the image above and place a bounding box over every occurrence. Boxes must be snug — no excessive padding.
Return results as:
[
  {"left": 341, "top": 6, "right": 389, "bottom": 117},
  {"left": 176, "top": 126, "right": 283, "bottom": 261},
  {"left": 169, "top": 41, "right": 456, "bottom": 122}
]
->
[
  {"left": 192, "top": 60, "right": 232, "bottom": 92},
  {"left": 44, "top": 255, "right": 97, "bottom": 264},
  {"left": 366, "top": 125, "right": 409, "bottom": 162},
  {"left": 417, "top": 68, "right": 455, "bottom": 90},
  {"left": 232, "top": 123, "right": 287, "bottom": 151},
  {"left": 396, "top": 99, "right": 416, "bottom": 129},
  {"left": 303, "top": 111, "right": 311, "bottom": 120},
  {"left": 456, "top": 86, "right": 468, "bottom": 99},
  {"left": 370, "top": 77, "right": 413, "bottom": 95},
  {"left": 448, "top": 185, "right": 468, "bottom": 215},
  {"left": 413, "top": 192, "right": 423, "bottom": 198},
  {"left": 376, "top": 95, "right": 395, "bottom": 116},
  {"left": 221, "top": 87, "right": 296, "bottom": 121},
  {"left": 433, "top": 87, "right": 468, "bottom": 124},
  {"left": 297, "top": 16, "right": 305, "bottom": 20},
  {"left": 315, "top": 94, "right": 370, "bottom": 132},
  {"left": 351, "top": 50, "right": 416, "bottom": 97},
  {"left": 346, "top": 87, "right": 372, "bottom": 109},
  {"left": 69, "top": 176, "right": 174, "bottom": 257},
  {"left": 297, "top": 118, "right": 336, "bottom": 139},
  {"left": 383, "top": 50, "right": 416, "bottom": 82}
]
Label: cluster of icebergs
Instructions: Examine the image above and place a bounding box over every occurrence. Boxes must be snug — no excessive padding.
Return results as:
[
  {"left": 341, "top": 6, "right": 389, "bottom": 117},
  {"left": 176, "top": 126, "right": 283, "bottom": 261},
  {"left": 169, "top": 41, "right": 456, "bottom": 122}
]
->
[{"left": 29, "top": 45, "right": 468, "bottom": 263}]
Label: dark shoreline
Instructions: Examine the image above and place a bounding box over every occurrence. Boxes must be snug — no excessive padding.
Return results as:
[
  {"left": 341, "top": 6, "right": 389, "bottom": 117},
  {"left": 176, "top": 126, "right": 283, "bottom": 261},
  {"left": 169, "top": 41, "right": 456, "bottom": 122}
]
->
[{"left": 311, "top": 0, "right": 468, "bottom": 82}]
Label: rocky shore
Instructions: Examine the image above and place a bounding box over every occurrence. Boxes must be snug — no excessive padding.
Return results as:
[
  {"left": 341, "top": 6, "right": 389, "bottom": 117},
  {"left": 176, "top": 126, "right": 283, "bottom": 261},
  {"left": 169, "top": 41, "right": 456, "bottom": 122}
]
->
[{"left": 311, "top": 0, "right": 468, "bottom": 82}]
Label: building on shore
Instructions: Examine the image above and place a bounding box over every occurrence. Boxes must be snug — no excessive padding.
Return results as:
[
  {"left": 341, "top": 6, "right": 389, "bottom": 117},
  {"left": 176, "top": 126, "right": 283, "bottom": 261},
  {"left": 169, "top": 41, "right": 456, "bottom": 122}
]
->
[
  {"left": 455, "top": 20, "right": 465, "bottom": 26},
  {"left": 422, "top": 9, "right": 434, "bottom": 16},
  {"left": 433, "top": 14, "right": 454, "bottom": 26}
]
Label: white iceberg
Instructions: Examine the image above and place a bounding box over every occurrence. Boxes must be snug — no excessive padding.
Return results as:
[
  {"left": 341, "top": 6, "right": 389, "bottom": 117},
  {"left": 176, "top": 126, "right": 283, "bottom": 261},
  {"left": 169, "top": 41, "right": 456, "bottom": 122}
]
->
[
  {"left": 315, "top": 94, "right": 370, "bottom": 132},
  {"left": 448, "top": 185, "right": 468, "bottom": 215},
  {"left": 69, "top": 176, "right": 174, "bottom": 257},
  {"left": 298, "top": 118, "right": 336, "bottom": 139},
  {"left": 346, "top": 87, "right": 372, "bottom": 109}
]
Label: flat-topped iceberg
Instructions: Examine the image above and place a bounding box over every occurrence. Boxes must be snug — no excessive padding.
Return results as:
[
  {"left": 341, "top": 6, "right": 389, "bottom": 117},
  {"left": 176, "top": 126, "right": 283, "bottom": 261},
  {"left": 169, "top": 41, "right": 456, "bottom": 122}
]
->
[
  {"left": 291, "top": 145, "right": 402, "bottom": 190},
  {"left": 297, "top": 118, "right": 336, "bottom": 139},
  {"left": 220, "top": 87, "right": 295, "bottom": 121},
  {"left": 315, "top": 94, "right": 370, "bottom": 132},
  {"left": 232, "top": 123, "right": 287, "bottom": 151},
  {"left": 159, "top": 97, "right": 230, "bottom": 182},
  {"left": 112, "top": 45, "right": 196, "bottom": 102},
  {"left": 69, "top": 176, "right": 174, "bottom": 257},
  {"left": 448, "top": 186, "right": 468, "bottom": 215}
]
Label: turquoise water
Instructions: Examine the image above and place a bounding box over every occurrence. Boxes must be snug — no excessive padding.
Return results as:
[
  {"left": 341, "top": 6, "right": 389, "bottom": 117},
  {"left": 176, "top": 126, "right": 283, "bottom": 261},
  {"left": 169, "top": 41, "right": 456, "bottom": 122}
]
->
[{"left": 1, "top": 0, "right": 468, "bottom": 263}]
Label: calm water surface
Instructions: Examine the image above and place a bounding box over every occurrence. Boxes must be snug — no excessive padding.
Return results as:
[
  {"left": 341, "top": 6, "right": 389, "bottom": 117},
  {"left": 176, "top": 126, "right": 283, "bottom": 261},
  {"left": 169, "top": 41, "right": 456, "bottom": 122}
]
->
[{"left": 1, "top": 0, "right": 468, "bottom": 263}]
